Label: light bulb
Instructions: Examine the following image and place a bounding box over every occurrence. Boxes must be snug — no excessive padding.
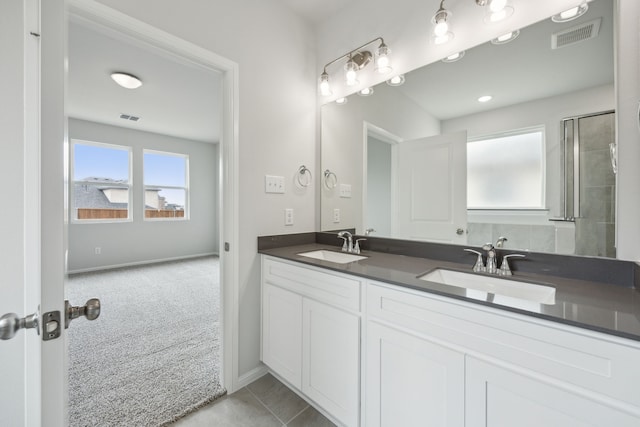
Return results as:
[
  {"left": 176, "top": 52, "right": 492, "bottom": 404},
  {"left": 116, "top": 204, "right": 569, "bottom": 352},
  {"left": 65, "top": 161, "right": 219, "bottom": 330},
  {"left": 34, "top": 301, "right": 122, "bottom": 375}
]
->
[
  {"left": 345, "top": 59, "right": 359, "bottom": 86},
  {"left": 489, "top": 0, "right": 507, "bottom": 13},
  {"left": 319, "top": 72, "right": 332, "bottom": 96},
  {"left": 375, "top": 43, "right": 392, "bottom": 74},
  {"left": 434, "top": 20, "right": 449, "bottom": 37},
  {"left": 386, "top": 74, "right": 405, "bottom": 86},
  {"left": 358, "top": 87, "right": 374, "bottom": 96}
]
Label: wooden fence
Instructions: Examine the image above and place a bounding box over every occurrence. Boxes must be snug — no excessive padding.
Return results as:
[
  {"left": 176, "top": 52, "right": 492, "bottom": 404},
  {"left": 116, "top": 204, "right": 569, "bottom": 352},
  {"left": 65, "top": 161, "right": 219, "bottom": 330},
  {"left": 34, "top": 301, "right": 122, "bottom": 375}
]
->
[{"left": 76, "top": 208, "right": 184, "bottom": 219}]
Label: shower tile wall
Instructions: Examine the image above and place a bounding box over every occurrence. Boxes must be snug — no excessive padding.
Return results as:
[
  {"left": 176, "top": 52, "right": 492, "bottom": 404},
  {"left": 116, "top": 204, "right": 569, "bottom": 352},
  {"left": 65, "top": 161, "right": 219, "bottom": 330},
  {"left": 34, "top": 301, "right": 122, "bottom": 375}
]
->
[
  {"left": 467, "top": 223, "right": 556, "bottom": 253},
  {"left": 576, "top": 113, "right": 616, "bottom": 258}
]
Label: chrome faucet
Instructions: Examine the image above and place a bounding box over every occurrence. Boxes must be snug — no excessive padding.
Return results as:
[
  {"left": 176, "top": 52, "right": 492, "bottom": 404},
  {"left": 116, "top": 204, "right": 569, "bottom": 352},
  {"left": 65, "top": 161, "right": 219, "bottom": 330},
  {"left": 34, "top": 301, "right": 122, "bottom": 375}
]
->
[
  {"left": 338, "top": 231, "right": 353, "bottom": 252},
  {"left": 482, "top": 243, "right": 497, "bottom": 274}
]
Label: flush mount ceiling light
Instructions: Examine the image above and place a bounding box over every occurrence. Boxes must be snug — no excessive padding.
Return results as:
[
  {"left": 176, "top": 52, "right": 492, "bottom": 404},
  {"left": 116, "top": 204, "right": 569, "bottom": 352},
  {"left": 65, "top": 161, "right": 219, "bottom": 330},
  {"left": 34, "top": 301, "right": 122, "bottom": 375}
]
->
[
  {"left": 110, "top": 72, "right": 142, "bottom": 89},
  {"left": 358, "top": 87, "right": 375, "bottom": 96},
  {"left": 318, "top": 37, "right": 393, "bottom": 97},
  {"left": 386, "top": 74, "right": 406, "bottom": 86},
  {"left": 335, "top": 97, "right": 348, "bottom": 105},
  {"left": 552, "top": 2, "right": 589, "bottom": 23},
  {"left": 442, "top": 51, "right": 465, "bottom": 63},
  {"left": 491, "top": 30, "right": 520, "bottom": 45},
  {"left": 478, "top": 95, "right": 493, "bottom": 102},
  {"left": 431, "top": 0, "right": 516, "bottom": 45}
]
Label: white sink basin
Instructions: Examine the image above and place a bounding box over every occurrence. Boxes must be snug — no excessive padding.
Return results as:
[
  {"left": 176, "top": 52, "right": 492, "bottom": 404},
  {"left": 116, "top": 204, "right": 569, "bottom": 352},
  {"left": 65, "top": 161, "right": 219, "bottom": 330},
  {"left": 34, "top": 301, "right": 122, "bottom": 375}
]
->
[
  {"left": 298, "top": 250, "right": 368, "bottom": 264},
  {"left": 418, "top": 268, "right": 556, "bottom": 310}
]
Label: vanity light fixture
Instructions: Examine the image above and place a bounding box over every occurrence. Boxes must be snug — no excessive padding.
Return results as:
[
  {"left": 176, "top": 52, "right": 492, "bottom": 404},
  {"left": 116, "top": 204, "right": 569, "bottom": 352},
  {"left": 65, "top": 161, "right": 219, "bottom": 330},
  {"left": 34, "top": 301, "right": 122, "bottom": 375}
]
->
[
  {"left": 552, "top": 2, "right": 589, "bottom": 23},
  {"left": 432, "top": 0, "right": 516, "bottom": 45},
  {"left": 491, "top": 30, "right": 520, "bottom": 45},
  {"left": 358, "top": 87, "right": 375, "bottom": 96},
  {"left": 386, "top": 74, "right": 406, "bottom": 86},
  {"left": 478, "top": 95, "right": 493, "bottom": 102},
  {"left": 431, "top": 1, "right": 454, "bottom": 45},
  {"left": 318, "top": 37, "right": 393, "bottom": 97},
  {"left": 442, "top": 51, "right": 465, "bottom": 62},
  {"left": 110, "top": 72, "right": 142, "bottom": 89}
]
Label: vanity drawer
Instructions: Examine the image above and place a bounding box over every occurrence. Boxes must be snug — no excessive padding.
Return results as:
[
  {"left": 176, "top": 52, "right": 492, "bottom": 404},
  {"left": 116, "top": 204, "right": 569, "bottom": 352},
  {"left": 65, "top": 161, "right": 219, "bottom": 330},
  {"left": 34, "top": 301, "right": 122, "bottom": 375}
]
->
[
  {"left": 366, "top": 281, "right": 640, "bottom": 410},
  {"left": 263, "top": 257, "right": 361, "bottom": 312}
]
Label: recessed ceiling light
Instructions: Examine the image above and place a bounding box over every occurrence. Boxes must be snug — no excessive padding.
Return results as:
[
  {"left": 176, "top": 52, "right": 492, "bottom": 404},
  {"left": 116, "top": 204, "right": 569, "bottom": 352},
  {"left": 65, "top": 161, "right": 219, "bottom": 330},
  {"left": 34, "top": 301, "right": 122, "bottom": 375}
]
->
[
  {"left": 442, "top": 51, "right": 465, "bottom": 63},
  {"left": 386, "top": 74, "right": 406, "bottom": 86},
  {"left": 358, "top": 87, "right": 374, "bottom": 96},
  {"left": 491, "top": 30, "right": 520, "bottom": 45},
  {"left": 335, "top": 97, "right": 348, "bottom": 105},
  {"left": 478, "top": 95, "right": 493, "bottom": 103},
  {"left": 110, "top": 72, "right": 143, "bottom": 89},
  {"left": 552, "top": 2, "right": 589, "bottom": 23}
]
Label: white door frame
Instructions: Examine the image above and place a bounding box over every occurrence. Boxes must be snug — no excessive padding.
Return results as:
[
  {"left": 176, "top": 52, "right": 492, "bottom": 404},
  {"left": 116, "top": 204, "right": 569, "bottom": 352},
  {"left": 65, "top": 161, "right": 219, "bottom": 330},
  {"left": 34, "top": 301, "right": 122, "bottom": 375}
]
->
[{"left": 41, "top": 1, "right": 239, "bottom": 424}]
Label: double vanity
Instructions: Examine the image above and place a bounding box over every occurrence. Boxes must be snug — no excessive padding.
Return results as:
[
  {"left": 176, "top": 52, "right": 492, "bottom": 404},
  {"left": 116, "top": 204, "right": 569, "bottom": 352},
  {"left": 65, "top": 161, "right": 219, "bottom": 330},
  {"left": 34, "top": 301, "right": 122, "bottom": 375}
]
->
[{"left": 259, "top": 232, "right": 640, "bottom": 426}]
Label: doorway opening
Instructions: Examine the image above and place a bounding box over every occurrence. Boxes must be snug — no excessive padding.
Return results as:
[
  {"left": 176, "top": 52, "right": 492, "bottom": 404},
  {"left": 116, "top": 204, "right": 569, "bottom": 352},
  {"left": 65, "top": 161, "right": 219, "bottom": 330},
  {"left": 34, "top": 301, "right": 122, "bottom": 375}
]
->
[{"left": 65, "top": 6, "right": 236, "bottom": 424}]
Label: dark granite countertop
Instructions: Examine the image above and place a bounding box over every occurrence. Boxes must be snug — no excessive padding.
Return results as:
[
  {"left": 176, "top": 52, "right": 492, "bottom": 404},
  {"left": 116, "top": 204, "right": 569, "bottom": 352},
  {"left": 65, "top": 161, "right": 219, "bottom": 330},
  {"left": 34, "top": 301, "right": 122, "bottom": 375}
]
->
[{"left": 260, "top": 242, "right": 640, "bottom": 342}]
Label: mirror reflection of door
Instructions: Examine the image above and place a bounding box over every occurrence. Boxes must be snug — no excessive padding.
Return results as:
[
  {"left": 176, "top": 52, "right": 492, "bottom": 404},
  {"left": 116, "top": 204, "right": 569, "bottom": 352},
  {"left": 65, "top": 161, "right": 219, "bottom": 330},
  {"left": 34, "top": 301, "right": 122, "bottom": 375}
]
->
[{"left": 366, "top": 131, "right": 468, "bottom": 244}]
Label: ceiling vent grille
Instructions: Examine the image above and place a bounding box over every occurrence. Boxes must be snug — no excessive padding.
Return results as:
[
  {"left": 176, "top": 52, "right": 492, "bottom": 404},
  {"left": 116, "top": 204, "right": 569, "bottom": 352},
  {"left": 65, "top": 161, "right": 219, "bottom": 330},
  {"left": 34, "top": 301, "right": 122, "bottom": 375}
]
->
[
  {"left": 552, "top": 18, "right": 601, "bottom": 49},
  {"left": 119, "top": 113, "right": 140, "bottom": 122}
]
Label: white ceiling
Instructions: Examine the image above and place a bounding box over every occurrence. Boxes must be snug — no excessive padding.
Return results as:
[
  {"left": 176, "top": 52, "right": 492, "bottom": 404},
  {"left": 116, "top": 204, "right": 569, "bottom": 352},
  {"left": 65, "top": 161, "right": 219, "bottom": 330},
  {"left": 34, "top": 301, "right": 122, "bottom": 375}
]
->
[
  {"left": 68, "top": 20, "right": 222, "bottom": 143},
  {"left": 67, "top": 0, "right": 612, "bottom": 143}
]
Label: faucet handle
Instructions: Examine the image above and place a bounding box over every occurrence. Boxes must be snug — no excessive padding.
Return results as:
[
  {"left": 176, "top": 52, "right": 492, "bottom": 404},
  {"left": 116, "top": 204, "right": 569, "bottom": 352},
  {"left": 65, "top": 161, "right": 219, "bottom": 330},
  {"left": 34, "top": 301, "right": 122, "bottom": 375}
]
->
[
  {"left": 354, "top": 238, "right": 366, "bottom": 254},
  {"left": 337, "top": 235, "right": 349, "bottom": 252},
  {"left": 464, "top": 249, "right": 485, "bottom": 273},
  {"left": 498, "top": 254, "right": 526, "bottom": 276}
]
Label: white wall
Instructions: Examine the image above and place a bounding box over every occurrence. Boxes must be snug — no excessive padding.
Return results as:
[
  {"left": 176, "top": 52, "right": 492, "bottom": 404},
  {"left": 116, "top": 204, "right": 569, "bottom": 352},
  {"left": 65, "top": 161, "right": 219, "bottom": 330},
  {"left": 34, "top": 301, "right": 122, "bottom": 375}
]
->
[
  {"left": 67, "top": 118, "right": 219, "bottom": 272},
  {"left": 442, "top": 84, "right": 615, "bottom": 220},
  {"left": 367, "top": 137, "right": 392, "bottom": 236},
  {"left": 321, "top": 83, "right": 440, "bottom": 232},
  {"left": 94, "top": 0, "right": 318, "bottom": 379}
]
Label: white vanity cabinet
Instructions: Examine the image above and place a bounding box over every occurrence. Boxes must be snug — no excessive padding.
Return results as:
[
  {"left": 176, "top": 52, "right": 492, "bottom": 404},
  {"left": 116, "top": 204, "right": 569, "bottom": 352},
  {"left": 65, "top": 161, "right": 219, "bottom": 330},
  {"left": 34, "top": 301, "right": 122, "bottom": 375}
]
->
[
  {"left": 261, "top": 257, "right": 362, "bottom": 427},
  {"left": 364, "top": 280, "right": 640, "bottom": 427}
]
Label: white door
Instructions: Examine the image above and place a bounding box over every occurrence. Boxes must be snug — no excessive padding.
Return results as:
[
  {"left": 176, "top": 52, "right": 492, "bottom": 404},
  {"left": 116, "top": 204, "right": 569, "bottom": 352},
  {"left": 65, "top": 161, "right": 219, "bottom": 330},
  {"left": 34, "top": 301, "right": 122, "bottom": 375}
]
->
[
  {"left": 1, "top": 1, "right": 66, "bottom": 426},
  {"left": 466, "top": 357, "right": 640, "bottom": 427},
  {"left": 364, "top": 321, "right": 465, "bottom": 427},
  {"left": 302, "top": 298, "right": 360, "bottom": 427},
  {"left": 395, "top": 131, "right": 467, "bottom": 243}
]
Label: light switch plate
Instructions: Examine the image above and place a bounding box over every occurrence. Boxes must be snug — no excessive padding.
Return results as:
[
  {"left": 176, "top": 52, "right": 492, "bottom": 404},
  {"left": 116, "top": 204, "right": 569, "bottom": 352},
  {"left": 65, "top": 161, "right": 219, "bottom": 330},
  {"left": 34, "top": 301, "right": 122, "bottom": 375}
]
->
[
  {"left": 333, "top": 208, "right": 340, "bottom": 223},
  {"left": 339, "top": 183, "right": 352, "bottom": 198},
  {"left": 265, "top": 175, "right": 285, "bottom": 194},
  {"left": 285, "top": 208, "right": 294, "bottom": 226}
]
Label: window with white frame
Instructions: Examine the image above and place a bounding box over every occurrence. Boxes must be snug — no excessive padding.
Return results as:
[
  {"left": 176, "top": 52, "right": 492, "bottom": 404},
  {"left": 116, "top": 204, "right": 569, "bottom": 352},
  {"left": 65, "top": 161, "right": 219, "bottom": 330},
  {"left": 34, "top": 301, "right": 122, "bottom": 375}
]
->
[
  {"left": 467, "top": 127, "right": 545, "bottom": 210},
  {"left": 71, "top": 140, "right": 132, "bottom": 222},
  {"left": 143, "top": 150, "right": 189, "bottom": 220}
]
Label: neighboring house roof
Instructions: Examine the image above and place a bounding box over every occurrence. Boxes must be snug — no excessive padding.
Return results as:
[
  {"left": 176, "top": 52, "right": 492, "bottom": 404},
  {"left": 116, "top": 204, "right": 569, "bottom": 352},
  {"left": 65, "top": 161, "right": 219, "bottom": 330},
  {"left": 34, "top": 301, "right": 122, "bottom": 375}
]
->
[{"left": 74, "top": 182, "right": 128, "bottom": 209}]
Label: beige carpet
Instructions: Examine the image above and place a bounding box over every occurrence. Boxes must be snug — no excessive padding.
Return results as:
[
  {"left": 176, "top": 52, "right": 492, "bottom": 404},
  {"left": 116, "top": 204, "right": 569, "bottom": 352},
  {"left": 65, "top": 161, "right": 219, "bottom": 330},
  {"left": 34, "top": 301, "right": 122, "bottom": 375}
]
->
[{"left": 66, "top": 256, "right": 225, "bottom": 426}]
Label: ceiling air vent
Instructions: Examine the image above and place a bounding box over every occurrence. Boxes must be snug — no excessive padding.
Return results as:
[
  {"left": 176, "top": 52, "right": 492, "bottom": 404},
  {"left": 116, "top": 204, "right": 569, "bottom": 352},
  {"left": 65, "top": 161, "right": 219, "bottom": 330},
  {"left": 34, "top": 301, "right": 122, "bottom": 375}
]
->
[
  {"left": 119, "top": 113, "right": 140, "bottom": 122},
  {"left": 552, "top": 18, "right": 601, "bottom": 49}
]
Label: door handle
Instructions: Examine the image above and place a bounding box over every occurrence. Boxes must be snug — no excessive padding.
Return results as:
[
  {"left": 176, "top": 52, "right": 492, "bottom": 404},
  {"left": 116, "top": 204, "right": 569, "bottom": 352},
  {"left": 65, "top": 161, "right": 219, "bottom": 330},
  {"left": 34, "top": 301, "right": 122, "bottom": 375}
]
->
[
  {"left": 65, "top": 298, "right": 101, "bottom": 329},
  {"left": 0, "top": 310, "right": 39, "bottom": 340}
]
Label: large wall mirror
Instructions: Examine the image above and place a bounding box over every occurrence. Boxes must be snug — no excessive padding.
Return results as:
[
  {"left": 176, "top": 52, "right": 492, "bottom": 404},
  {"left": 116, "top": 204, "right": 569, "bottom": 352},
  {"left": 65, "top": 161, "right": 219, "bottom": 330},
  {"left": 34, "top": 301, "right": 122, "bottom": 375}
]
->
[{"left": 321, "top": 0, "right": 617, "bottom": 258}]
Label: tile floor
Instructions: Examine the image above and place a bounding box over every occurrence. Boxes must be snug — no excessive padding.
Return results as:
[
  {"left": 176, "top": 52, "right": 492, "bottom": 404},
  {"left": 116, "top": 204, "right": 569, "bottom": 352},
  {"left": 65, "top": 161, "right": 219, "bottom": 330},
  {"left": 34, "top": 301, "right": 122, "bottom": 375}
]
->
[{"left": 173, "top": 373, "right": 337, "bottom": 426}]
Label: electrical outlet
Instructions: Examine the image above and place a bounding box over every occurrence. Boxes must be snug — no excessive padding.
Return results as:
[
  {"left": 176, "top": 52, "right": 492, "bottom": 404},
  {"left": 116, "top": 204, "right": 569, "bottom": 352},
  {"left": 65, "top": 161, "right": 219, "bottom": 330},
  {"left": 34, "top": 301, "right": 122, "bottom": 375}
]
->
[
  {"left": 339, "top": 183, "right": 352, "bottom": 198},
  {"left": 333, "top": 208, "right": 340, "bottom": 223},
  {"left": 94, "top": 247, "right": 101, "bottom": 255},
  {"left": 265, "top": 175, "right": 285, "bottom": 194},
  {"left": 285, "top": 208, "right": 294, "bottom": 226}
]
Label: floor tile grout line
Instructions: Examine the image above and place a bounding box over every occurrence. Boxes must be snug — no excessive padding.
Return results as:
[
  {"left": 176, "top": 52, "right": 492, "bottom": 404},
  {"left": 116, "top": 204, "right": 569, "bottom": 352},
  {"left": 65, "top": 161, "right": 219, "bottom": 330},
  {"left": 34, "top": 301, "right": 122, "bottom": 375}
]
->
[
  {"left": 284, "top": 405, "right": 311, "bottom": 425},
  {"left": 244, "top": 386, "right": 293, "bottom": 426}
]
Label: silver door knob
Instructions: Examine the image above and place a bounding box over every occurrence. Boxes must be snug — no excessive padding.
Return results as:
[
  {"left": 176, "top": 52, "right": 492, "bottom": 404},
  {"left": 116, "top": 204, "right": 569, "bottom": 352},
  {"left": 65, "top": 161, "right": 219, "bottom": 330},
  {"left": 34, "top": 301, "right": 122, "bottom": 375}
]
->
[
  {"left": 0, "top": 311, "right": 39, "bottom": 340},
  {"left": 456, "top": 228, "right": 465, "bottom": 235},
  {"left": 65, "top": 298, "right": 101, "bottom": 329}
]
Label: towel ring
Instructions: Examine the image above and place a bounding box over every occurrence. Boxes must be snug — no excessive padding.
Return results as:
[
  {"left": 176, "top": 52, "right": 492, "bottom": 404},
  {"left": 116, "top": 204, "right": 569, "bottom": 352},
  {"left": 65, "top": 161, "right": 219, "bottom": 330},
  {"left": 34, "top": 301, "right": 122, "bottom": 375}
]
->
[
  {"left": 297, "top": 165, "right": 312, "bottom": 187},
  {"left": 323, "top": 169, "right": 338, "bottom": 189}
]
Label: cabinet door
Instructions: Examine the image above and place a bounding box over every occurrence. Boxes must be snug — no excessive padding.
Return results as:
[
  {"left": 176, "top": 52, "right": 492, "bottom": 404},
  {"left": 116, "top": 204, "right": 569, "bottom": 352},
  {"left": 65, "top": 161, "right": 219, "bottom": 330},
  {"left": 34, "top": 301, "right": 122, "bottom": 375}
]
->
[
  {"left": 466, "top": 357, "right": 640, "bottom": 427},
  {"left": 262, "top": 283, "right": 303, "bottom": 389},
  {"left": 364, "top": 321, "right": 465, "bottom": 427},
  {"left": 302, "top": 298, "right": 360, "bottom": 427}
]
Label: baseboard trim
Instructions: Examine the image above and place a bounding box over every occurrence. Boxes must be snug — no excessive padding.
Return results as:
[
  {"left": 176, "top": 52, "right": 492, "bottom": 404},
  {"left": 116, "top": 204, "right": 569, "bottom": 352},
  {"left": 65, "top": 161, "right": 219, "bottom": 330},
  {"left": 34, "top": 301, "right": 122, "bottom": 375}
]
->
[
  {"left": 234, "top": 365, "right": 269, "bottom": 392},
  {"left": 68, "top": 252, "right": 220, "bottom": 275}
]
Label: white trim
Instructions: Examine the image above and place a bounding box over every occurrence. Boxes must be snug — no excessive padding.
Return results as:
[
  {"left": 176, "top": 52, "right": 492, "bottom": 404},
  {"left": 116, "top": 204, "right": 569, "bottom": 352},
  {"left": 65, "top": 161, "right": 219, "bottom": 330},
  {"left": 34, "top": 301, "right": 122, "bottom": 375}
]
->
[
  {"left": 67, "top": 0, "right": 240, "bottom": 397},
  {"left": 67, "top": 252, "right": 219, "bottom": 275},
  {"left": 236, "top": 365, "right": 269, "bottom": 390}
]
